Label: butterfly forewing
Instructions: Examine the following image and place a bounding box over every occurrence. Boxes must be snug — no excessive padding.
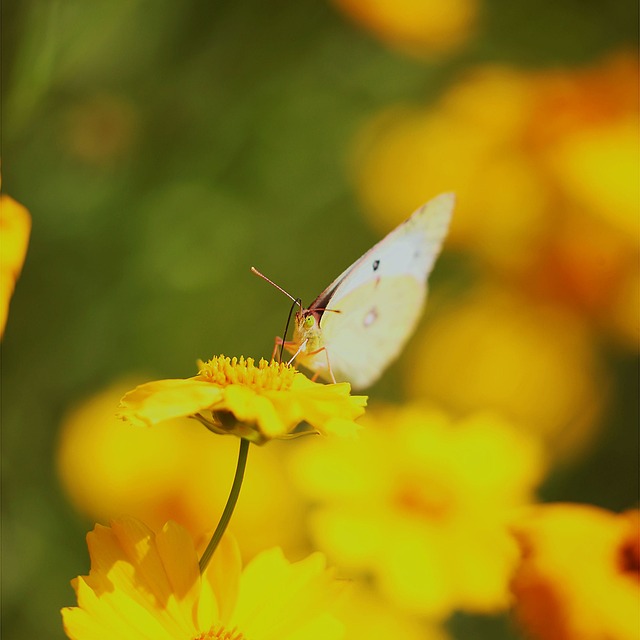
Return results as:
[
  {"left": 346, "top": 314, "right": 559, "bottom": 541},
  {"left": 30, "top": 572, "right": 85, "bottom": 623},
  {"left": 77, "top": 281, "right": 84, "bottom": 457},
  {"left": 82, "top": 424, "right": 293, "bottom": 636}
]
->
[{"left": 311, "top": 193, "right": 453, "bottom": 313}]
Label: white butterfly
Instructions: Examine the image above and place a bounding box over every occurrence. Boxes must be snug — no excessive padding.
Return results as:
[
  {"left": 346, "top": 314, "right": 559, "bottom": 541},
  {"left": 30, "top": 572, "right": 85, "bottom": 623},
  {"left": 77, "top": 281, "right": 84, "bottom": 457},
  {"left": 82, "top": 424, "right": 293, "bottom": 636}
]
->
[{"left": 266, "top": 192, "right": 454, "bottom": 390}]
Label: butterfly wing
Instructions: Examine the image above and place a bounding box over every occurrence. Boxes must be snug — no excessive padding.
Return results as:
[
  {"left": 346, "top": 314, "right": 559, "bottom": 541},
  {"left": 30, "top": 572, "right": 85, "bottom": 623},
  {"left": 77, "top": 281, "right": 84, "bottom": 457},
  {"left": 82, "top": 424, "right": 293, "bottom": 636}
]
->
[{"left": 305, "top": 192, "right": 454, "bottom": 389}]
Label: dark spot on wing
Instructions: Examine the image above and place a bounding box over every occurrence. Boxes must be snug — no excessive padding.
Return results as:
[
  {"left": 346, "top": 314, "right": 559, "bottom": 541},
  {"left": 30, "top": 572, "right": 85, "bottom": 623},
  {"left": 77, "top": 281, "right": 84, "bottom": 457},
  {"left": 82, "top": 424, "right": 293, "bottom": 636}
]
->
[
  {"left": 372, "top": 259, "right": 380, "bottom": 271},
  {"left": 363, "top": 307, "right": 378, "bottom": 327}
]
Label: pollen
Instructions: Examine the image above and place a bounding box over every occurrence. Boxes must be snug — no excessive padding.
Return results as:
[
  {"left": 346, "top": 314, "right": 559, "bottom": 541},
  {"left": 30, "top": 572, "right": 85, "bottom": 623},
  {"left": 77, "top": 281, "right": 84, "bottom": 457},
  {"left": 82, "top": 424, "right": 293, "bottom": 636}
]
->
[
  {"left": 193, "top": 625, "right": 245, "bottom": 640},
  {"left": 394, "top": 477, "right": 454, "bottom": 521},
  {"left": 198, "top": 355, "right": 297, "bottom": 391}
]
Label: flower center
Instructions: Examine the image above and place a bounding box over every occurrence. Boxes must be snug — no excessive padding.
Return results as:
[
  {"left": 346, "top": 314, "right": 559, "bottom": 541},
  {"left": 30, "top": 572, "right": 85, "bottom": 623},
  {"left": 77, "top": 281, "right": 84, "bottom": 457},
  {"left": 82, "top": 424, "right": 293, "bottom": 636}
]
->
[
  {"left": 394, "top": 477, "right": 454, "bottom": 521},
  {"left": 198, "top": 355, "right": 296, "bottom": 391},
  {"left": 193, "top": 625, "right": 245, "bottom": 640},
  {"left": 619, "top": 530, "right": 640, "bottom": 581}
]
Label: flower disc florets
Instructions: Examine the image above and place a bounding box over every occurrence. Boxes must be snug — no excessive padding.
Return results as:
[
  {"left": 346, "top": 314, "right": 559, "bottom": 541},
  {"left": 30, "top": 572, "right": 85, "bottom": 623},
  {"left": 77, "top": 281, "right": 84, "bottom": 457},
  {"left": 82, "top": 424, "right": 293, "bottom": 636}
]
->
[{"left": 197, "top": 356, "right": 296, "bottom": 392}]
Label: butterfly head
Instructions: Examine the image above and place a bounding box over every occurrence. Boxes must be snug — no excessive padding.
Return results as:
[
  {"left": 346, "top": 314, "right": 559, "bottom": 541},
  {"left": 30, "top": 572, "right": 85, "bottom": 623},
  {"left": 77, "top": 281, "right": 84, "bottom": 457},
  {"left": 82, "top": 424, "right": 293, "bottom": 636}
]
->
[{"left": 293, "top": 309, "right": 323, "bottom": 353}]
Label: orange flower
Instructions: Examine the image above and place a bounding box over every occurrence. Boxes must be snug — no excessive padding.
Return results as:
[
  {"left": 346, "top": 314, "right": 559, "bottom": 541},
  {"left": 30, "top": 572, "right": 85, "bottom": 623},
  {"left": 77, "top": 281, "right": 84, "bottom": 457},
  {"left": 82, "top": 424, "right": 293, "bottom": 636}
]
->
[{"left": 511, "top": 504, "right": 640, "bottom": 640}]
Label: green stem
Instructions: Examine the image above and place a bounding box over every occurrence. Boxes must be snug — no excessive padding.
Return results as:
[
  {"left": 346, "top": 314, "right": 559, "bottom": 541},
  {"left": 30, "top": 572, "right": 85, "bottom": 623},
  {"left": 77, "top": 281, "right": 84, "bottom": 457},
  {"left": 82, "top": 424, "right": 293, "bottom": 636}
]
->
[{"left": 198, "top": 437, "right": 250, "bottom": 574}]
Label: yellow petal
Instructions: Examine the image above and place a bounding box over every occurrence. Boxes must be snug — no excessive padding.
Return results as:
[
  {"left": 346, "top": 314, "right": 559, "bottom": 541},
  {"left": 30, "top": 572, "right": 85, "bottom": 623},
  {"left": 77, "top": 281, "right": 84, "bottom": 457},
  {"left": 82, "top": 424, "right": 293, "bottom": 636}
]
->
[
  {"left": 232, "top": 549, "right": 341, "bottom": 638},
  {"left": 200, "top": 535, "right": 242, "bottom": 627},
  {"left": 511, "top": 504, "right": 640, "bottom": 640},
  {"left": 0, "top": 193, "right": 31, "bottom": 337},
  {"left": 156, "top": 522, "right": 201, "bottom": 618},
  {"left": 67, "top": 575, "right": 177, "bottom": 639},
  {"left": 222, "top": 385, "right": 291, "bottom": 440},
  {"left": 119, "top": 379, "right": 224, "bottom": 427}
]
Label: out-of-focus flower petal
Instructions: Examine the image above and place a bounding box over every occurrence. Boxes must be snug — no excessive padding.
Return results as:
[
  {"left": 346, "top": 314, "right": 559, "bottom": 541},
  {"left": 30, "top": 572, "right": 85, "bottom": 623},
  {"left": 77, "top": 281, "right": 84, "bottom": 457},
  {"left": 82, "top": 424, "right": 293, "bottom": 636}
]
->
[{"left": 511, "top": 504, "right": 640, "bottom": 640}]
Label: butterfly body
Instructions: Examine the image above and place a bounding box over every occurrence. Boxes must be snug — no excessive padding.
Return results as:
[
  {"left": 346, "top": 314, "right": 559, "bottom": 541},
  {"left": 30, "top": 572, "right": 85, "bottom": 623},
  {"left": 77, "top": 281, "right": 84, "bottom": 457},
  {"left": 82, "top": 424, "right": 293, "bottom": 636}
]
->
[{"left": 286, "top": 192, "right": 454, "bottom": 389}]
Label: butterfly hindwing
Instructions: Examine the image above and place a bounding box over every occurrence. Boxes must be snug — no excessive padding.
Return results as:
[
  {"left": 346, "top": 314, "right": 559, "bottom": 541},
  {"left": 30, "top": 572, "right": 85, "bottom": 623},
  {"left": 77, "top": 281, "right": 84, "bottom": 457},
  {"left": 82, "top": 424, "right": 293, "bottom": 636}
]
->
[
  {"left": 319, "top": 274, "right": 427, "bottom": 388},
  {"left": 293, "top": 192, "right": 454, "bottom": 389}
]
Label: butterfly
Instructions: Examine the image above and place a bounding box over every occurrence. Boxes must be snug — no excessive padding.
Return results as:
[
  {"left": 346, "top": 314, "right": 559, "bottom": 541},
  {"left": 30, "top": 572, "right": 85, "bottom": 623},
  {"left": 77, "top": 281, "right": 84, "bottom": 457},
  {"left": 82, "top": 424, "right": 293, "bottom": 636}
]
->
[{"left": 259, "top": 192, "right": 454, "bottom": 390}]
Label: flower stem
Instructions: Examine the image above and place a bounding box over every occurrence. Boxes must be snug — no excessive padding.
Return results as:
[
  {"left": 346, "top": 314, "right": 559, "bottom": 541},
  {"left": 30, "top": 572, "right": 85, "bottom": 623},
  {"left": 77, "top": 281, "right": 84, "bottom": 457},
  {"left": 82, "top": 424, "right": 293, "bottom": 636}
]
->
[{"left": 199, "top": 437, "right": 250, "bottom": 573}]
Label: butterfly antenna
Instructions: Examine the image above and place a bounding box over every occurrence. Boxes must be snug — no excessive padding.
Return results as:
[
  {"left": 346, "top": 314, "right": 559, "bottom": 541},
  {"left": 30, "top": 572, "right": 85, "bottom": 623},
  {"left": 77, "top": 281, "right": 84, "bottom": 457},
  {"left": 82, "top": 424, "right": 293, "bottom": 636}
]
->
[
  {"left": 279, "top": 296, "right": 302, "bottom": 363},
  {"left": 251, "top": 267, "right": 304, "bottom": 364},
  {"left": 251, "top": 267, "right": 302, "bottom": 307}
]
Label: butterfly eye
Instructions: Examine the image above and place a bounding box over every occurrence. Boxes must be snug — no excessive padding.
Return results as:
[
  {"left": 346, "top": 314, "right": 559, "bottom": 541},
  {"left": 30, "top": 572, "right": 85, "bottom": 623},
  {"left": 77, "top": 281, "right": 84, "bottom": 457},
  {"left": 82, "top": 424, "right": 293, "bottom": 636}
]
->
[{"left": 304, "top": 315, "right": 315, "bottom": 329}]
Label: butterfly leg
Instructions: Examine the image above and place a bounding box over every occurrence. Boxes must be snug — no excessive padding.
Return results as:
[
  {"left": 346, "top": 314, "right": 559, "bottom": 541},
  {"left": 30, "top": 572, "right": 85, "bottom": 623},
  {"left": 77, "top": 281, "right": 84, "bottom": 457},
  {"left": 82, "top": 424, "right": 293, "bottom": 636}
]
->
[
  {"left": 306, "top": 346, "right": 336, "bottom": 384},
  {"left": 272, "top": 336, "right": 283, "bottom": 362},
  {"left": 273, "top": 336, "right": 304, "bottom": 364},
  {"left": 273, "top": 336, "right": 294, "bottom": 363}
]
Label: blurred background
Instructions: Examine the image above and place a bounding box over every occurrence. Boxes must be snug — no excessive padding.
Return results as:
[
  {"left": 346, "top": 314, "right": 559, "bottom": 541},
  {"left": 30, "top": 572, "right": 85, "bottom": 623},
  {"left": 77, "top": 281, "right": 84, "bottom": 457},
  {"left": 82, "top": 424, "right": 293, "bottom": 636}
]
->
[{"left": 2, "top": 0, "right": 638, "bottom": 638}]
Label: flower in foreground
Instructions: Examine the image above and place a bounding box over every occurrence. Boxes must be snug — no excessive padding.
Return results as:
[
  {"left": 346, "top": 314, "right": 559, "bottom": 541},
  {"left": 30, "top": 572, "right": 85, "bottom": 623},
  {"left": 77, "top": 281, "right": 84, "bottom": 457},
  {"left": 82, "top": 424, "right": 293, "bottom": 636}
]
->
[
  {"left": 62, "top": 517, "right": 345, "bottom": 640},
  {"left": 0, "top": 179, "right": 31, "bottom": 337},
  {"left": 510, "top": 503, "right": 640, "bottom": 640},
  {"left": 290, "top": 404, "right": 545, "bottom": 618},
  {"left": 119, "top": 355, "right": 367, "bottom": 445}
]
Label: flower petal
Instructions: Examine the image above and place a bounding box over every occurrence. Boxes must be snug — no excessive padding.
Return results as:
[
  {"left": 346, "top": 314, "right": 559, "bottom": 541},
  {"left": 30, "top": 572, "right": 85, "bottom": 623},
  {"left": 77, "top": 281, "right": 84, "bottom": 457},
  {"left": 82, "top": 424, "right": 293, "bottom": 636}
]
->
[
  {"left": 200, "top": 535, "right": 242, "bottom": 627},
  {"left": 119, "top": 379, "right": 224, "bottom": 427}
]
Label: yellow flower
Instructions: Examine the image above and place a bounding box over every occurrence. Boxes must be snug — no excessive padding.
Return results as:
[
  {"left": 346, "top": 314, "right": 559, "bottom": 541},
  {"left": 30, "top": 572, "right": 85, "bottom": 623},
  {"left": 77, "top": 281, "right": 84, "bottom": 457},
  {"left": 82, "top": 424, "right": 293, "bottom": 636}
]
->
[
  {"left": 510, "top": 504, "right": 640, "bottom": 640},
  {"left": 339, "top": 586, "right": 451, "bottom": 640},
  {"left": 0, "top": 180, "right": 31, "bottom": 337},
  {"left": 57, "top": 379, "right": 308, "bottom": 559},
  {"left": 119, "top": 355, "right": 366, "bottom": 445},
  {"left": 406, "top": 286, "right": 605, "bottom": 460},
  {"left": 290, "top": 404, "right": 545, "bottom": 618},
  {"left": 61, "top": 518, "right": 345, "bottom": 640},
  {"left": 332, "top": 0, "right": 478, "bottom": 57},
  {"left": 350, "top": 65, "right": 547, "bottom": 272}
]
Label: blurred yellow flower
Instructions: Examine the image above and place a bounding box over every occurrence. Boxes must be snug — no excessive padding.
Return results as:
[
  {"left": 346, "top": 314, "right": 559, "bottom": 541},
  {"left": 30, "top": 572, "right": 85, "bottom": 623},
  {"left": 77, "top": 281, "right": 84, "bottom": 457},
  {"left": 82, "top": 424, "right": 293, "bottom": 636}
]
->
[
  {"left": 339, "top": 587, "right": 450, "bottom": 640},
  {"left": 119, "top": 355, "right": 366, "bottom": 445},
  {"left": 57, "top": 379, "right": 307, "bottom": 559},
  {"left": 290, "top": 404, "right": 545, "bottom": 618},
  {"left": 351, "top": 66, "right": 548, "bottom": 272},
  {"left": 0, "top": 181, "right": 31, "bottom": 337},
  {"left": 608, "top": 266, "right": 640, "bottom": 349},
  {"left": 523, "top": 205, "right": 639, "bottom": 349},
  {"left": 531, "top": 53, "right": 638, "bottom": 240},
  {"left": 406, "top": 286, "right": 605, "bottom": 459},
  {"left": 350, "top": 53, "right": 639, "bottom": 346},
  {"left": 62, "top": 518, "right": 345, "bottom": 640},
  {"left": 510, "top": 504, "right": 640, "bottom": 640},
  {"left": 526, "top": 52, "right": 640, "bottom": 347},
  {"left": 332, "top": 0, "right": 478, "bottom": 56}
]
